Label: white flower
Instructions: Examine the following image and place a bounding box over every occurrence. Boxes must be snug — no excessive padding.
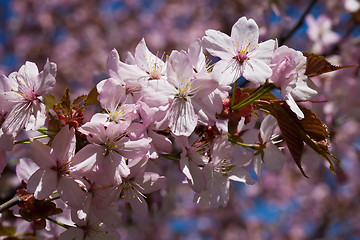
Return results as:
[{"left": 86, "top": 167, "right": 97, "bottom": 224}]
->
[
  {"left": 202, "top": 16, "right": 276, "bottom": 85},
  {"left": 0, "top": 60, "right": 56, "bottom": 134},
  {"left": 194, "top": 135, "right": 253, "bottom": 207},
  {"left": 269, "top": 45, "right": 318, "bottom": 119}
]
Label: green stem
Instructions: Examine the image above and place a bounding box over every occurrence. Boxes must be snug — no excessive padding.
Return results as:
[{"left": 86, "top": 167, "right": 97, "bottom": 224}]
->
[
  {"left": 37, "top": 128, "right": 57, "bottom": 135},
  {"left": 46, "top": 217, "right": 72, "bottom": 229},
  {"left": 229, "top": 139, "right": 260, "bottom": 150},
  {"left": 232, "top": 84, "right": 274, "bottom": 111},
  {"left": 14, "top": 135, "right": 50, "bottom": 145},
  {"left": 230, "top": 80, "right": 238, "bottom": 107},
  {"left": 44, "top": 196, "right": 61, "bottom": 203},
  {"left": 48, "top": 112, "right": 61, "bottom": 130},
  {"left": 159, "top": 154, "right": 180, "bottom": 161}
]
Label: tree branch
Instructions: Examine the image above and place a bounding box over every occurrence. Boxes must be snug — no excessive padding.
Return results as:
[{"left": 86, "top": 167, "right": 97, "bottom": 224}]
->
[
  {"left": 279, "top": 0, "right": 318, "bottom": 45},
  {"left": 0, "top": 195, "right": 23, "bottom": 213}
]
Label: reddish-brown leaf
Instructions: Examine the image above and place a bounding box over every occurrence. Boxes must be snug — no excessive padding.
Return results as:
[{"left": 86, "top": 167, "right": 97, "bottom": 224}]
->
[
  {"left": 303, "top": 52, "right": 357, "bottom": 78},
  {"left": 55, "top": 88, "right": 71, "bottom": 114},
  {"left": 85, "top": 86, "right": 100, "bottom": 105},
  {"left": 72, "top": 94, "right": 87, "bottom": 107},
  {"left": 268, "top": 101, "right": 341, "bottom": 177},
  {"left": 271, "top": 102, "right": 307, "bottom": 177}
]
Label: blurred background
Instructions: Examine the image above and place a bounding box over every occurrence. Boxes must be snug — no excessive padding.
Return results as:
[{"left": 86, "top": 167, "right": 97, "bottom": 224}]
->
[{"left": 0, "top": 0, "right": 360, "bottom": 239}]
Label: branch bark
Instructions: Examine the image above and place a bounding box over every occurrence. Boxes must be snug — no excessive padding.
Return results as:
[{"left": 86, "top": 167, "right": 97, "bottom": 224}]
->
[{"left": 0, "top": 195, "right": 23, "bottom": 213}]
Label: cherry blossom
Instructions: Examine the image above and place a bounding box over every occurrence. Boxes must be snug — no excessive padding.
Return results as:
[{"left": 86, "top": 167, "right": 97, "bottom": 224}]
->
[
  {"left": 305, "top": 14, "right": 341, "bottom": 53},
  {"left": 0, "top": 5, "right": 357, "bottom": 239},
  {"left": 202, "top": 16, "right": 276, "bottom": 85},
  {"left": 269, "top": 45, "right": 318, "bottom": 119},
  {"left": 26, "top": 126, "right": 87, "bottom": 209},
  {"left": 71, "top": 120, "right": 151, "bottom": 185},
  {"left": 251, "top": 115, "right": 286, "bottom": 179},
  {"left": 194, "top": 135, "right": 254, "bottom": 207},
  {"left": 114, "top": 157, "right": 166, "bottom": 217},
  {"left": 0, "top": 60, "right": 56, "bottom": 135},
  {"left": 149, "top": 49, "right": 223, "bottom": 136}
]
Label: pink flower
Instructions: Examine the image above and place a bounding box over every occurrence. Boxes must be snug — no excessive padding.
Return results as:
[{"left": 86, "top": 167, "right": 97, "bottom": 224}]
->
[
  {"left": 194, "top": 135, "right": 254, "bottom": 207},
  {"left": 269, "top": 45, "right": 318, "bottom": 119},
  {"left": 115, "top": 157, "right": 166, "bottom": 218},
  {"left": 0, "top": 60, "right": 56, "bottom": 134},
  {"left": 146, "top": 49, "right": 223, "bottom": 136},
  {"left": 175, "top": 134, "right": 209, "bottom": 193},
  {"left": 252, "top": 115, "right": 286, "bottom": 179},
  {"left": 202, "top": 16, "right": 276, "bottom": 85},
  {"left": 27, "top": 126, "right": 86, "bottom": 209},
  {"left": 306, "top": 14, "right": 340, "bottom": 53},
  {"left": 106, "top": 38, "right": 169, "bottom": 105},
  {"left": 59, "top": 208, "right": 121, "bottom": 240},
  {"left": 94, "top": 78, "right": 138, "bottom": 128},
  {"left": 71, "top": 120, "right": 152, "bottom": 185}
]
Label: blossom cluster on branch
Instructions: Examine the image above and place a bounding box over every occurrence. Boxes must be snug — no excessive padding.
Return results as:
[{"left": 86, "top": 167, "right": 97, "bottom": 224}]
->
[{"left": 0, "top": 16, "right": 354, "bottom": 239}]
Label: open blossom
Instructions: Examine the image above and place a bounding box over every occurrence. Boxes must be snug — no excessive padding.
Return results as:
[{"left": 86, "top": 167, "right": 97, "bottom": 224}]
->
[
  {"left": 269, "top": 45, "right": 318, "bottom": 119},
  {"left": 0, "top": 60, "right": 56, "bottom": 134},
  {"left": 202, "top": 16, "right": 276, "bottom": 85},
  {"left": 194, "top": 135, "right": 254, "bottom": 207},
  {"left": 251, "top": 115, "right": 286, "bottom": 179},
  {"left": 114, "top": 157, "right": 166, "bottom": 217},
  {"left": 26, "top": 126, "right": 86, "bottom": 209},
  {"left": 143, "top": 47, "right": 223, "bottom": 136},
  {"left": 306, "top": 14, "right": 340, "bottom": 53},
  {"left": 94, "top": 78, "right": 138, "bottom": 128},
  {"left": 106, "top": 38, "right": 170, "bottom": 105},
  {"left": 175, "top": 134, "right": 209, "bottom": 193},
  {"left": 59, "top": 208, "right": 121, "bottom": 240},
  {"left": 71, "top": 120, "right": 152, "bottom": 185}
]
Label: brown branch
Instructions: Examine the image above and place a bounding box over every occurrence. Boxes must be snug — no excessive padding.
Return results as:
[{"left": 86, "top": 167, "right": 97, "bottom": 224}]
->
[
  {"left": 279, "top": 0, "right": 319, "bottom": 45},
  {"left": 0, "top": 195, "right": 23, "bottom": 213}
]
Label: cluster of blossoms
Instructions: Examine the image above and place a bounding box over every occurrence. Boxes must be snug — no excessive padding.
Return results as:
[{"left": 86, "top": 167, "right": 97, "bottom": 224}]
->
[{"left": 0, "top": 17, "right": 343, "bottom": 238}]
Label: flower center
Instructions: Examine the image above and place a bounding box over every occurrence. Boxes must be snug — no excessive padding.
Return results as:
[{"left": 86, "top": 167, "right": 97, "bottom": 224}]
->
[
  {"left": 119, "top": 180, "right": 146, "bottom": 202},
  {"left": 216, "top": 158, "right": 234, "bottom": 176},
  {"left": 103, "top": 138, "right": 119, "bottom": 156},
  {"left": 108, "top": 108, "right": 126, "bottom": 123},
  {"left": 234, "top": 52, "right": 248, "bottom": 64}
]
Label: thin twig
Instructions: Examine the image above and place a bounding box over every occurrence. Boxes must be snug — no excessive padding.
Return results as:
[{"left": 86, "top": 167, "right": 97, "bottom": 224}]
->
[
  {"left": 0, "top": 195, "right": 23, "bottom": 212},
  {"left": 279, "top": 0, "right": 318, "bottom": 45}
]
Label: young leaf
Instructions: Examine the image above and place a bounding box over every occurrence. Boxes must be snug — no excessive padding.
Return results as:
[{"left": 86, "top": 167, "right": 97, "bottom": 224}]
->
[
  {"left": 269, "top": 101, "right": 341, "bottom": 177},
  {"left": 55, "top": 88, "right": 71, "bottom": 114},
  {"left": 43, "top": 94, "right": 58, "bottom": 109},
  {"left": 72, "top": 94, "right": 87, "bottom": 107},
  {"left": 303, "top": 52, "right": 357, "bottom": 78},
  {"left": 85, "top": 87, "right": 100, "bottom": 105},
  {"left": 270, "top": 102, "right": 307, "bottom": 177}
]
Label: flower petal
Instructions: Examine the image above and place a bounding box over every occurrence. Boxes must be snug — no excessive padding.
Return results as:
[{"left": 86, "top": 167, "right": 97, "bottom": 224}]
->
[
  {"left": 202, "top": 30, "right": 235, "bottom": 59},
  {"left": 27, "top": 169, "right": 57, "bottom": 200},
  {"left": 139, "top": 172, "right": 166, "bottom": 194},
  {"left": 35, "top": 59, "right": 56, "bottom": 95},
  {"left": 30, "top": 139, "right": 56, "bottom": 168},
  {"left": 260, "top": 115, "right": 277, "bottom": 142},
  {"left": 228, "top": 167, "right": 254, "bottom": 184},
  {"left": 231, "top": 17, "right": 259, "bottom": 50},
  {"left": 51, "top": 125, "right": 76, "bottom": 162},
  {"left": 58, "top": 177, "right": 87, "bottom": 209},
  {"left": 243, "top": 59, "right": 272, "bottom": 85},
  {"left": 211, "top": 59, "right": 240, "bottom": 85},
  {"left": 285, "top": 93, "right": 304, "bottom": 119},
  {"left": 264, "top": 143, "right": 286, "bottom": 171},
  {"left": 166, "top": 98, "right": 198, "bottom": 136}
]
